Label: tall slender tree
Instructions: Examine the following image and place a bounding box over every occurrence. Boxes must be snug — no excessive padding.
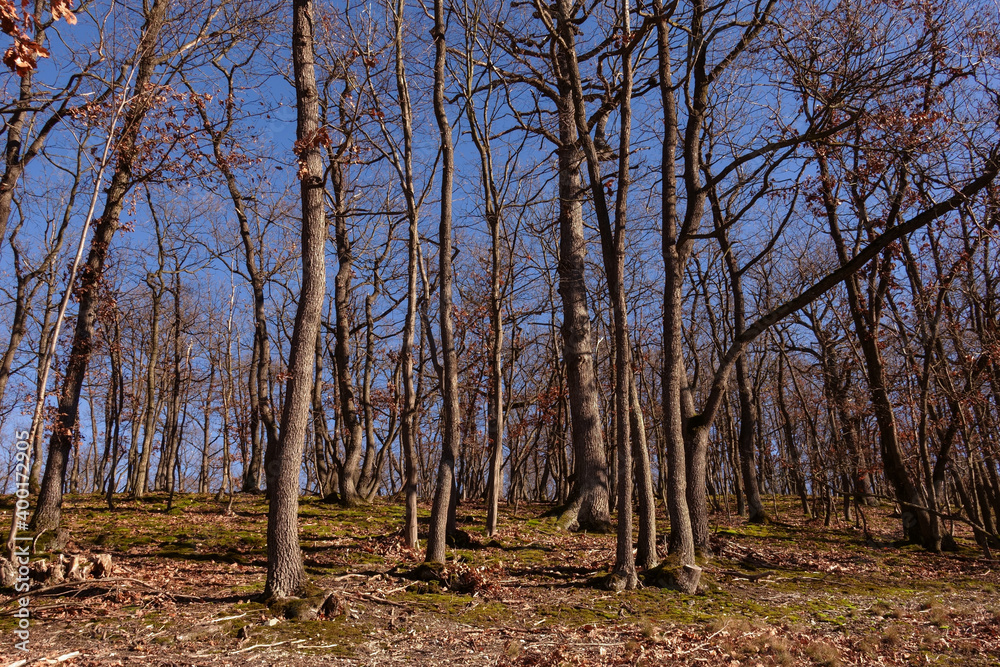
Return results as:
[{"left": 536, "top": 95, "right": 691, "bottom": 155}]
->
[
  {"left": 426, "top": 0, "right": 462, "bottom": 565},
  {"left": 31, "top": 0, "right": 170, "bottom": 533},
  {"left": 265, "top": 0, "right": 329, "bottom": 598}
]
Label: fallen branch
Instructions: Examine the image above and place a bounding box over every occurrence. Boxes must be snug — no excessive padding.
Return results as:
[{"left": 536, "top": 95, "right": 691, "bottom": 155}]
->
[
  {"left": 524, "top": 641, "right": 624, "bottom": 649},
  {"left": 231, "top": 639, "right": 306, "bottom": 655},
  {"left": 0, "top": 601, "right": 92, "bottom": 616},
  {"left": 208, "top": 612, "right": 247, "bottom": 624},
  {"left": 6, "top": 651, "right": 81, "bottom": 667},
  {"left": 714, "top": 569, "right": 776, "bottom": 582},
  {"left": 829, "top": 486, "right": 1000, "bottom": 549},
  {"left": 350, "top": 592, "right": 407, "bottom": 608},
  {"left": 18, "top": 577, "right": 202, "bottom": 601},
  {"left": 671, "top": 626, "right": 731, "bottom": 657}
]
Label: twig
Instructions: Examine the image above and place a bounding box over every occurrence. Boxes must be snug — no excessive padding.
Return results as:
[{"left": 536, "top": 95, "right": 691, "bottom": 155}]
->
[
  {"left": 350, "top": 592, "right": 407, "bottom": 608},
  {"left": 17, "top": 577, "right": 202, "bottom": 601},
  {"left": 380, "top": 584, "right": 412, "bottom": 596},
  {"left": 335, "top": 573, "right": 366, "bottom": 581},
  {"left": 231, "top": 639, "right": 306, "bottom": 654},
  {"left": 1, "top": 602, "right": 92, "bottom": 616},
  {"left": 671, "top": 626, "right": 731, "bottom": 656},
  {"left": 208, "top": 612, "right": 247, "bottom": 624},
  {"left": 6, "top": 651, "right": 82, "bottom": 667},
  {"left": 714, "top": 569, "right": 776, "bottom": 582}
]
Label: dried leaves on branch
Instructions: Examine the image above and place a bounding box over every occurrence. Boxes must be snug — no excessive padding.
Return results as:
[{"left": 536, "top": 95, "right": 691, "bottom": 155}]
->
[{"left": 2, "top": 0, "right": 75, "bottom": 74}]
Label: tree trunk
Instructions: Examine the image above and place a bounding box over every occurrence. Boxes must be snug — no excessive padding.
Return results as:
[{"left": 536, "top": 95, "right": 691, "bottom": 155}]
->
[
  {"left": 157, "top": 273, "right": 185, "bottom": 495},
  {"left": 462, "top": 58, "right": 506, "bottom": 537},
  {"left": 552, "top": 70, "right": 611, "bottom": 535},
  {"left": 330, "top": 153, "right": 366, "bottom": 507},
  {"left": 312, "top": 330, "right": 338, "bottom": 500},
  {"left": 100, "top": 313, "right": 123, "bottom": 498},
  {"left": 556, "top": 0, "right": 640, "bottom": 586},
  {"left": 135, "top": 218, "right": 168, "bottom": 498},
  {"left": 357, "top": 278, "right": 386, "bottom": 502},
  {"left": 655, "top": 0, "right": 696, "bottom": 566},
  {"left": 0, "top": 0, "right": 71, "bottom": 251},
  {"left": 189, "top": 66, "right": 279, "bottom": 495},
  {"left": 264, "top": 0, "right": 327, "bottom": 598},
  {"left": 387, "top": 0, "right": 421, "bottom": 548},
  {"left": 776, "top": 349, "right": 810, "bottom": 516},
  {"left": 631, "top": 370, "right": 658, "bottom": 569},
  {"left": 0, "top": 209, "right": 73, "bottom": 410},
  {"left": 715, "top": 208, "right": 768, "bottom": 524},
  {"left": 29, "top": 266, "right": 60, "bottom": 494},
  {"left": 31, "top": 0, "right": 168, "bottom": 533},
  {"left": 426, "top": 0, "right": 461, "bottom": 565},
  {"left": 819, "top": 154, "right": 935, "bottom": 547},
  {"left": 199, "top": 361, "right": 215, "bottom": 494}
]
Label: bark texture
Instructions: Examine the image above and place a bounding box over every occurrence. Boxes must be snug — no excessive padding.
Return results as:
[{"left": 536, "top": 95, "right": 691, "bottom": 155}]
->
[
  {"left": 264, "top": 0, "right": 327, "bottom": 598},
  {"left": 32, "top": 0, "right": 169, "bottom": 533},
  {"left": 426, "top": 0, "right": 462, "bottom": 565}
]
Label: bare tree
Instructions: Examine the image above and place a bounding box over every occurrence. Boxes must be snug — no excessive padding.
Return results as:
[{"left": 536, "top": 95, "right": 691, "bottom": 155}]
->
[
  {"left": 425, "top": 0, "right": 462, "bottom": 565},
  {"left": 264, "top": 0, "right": 328, "bottom": 599},
  {"left": 31, "top": 0, "right": 170, "bottom": 533}
]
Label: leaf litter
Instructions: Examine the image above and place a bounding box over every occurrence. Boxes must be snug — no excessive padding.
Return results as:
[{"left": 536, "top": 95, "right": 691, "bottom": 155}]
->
[{"left": 2, "top": 494, "right": 998, "bottom": 665}]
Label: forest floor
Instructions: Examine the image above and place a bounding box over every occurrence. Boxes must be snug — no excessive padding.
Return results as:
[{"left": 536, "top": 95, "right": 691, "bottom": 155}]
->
[{"left": 1, "top": 493, "right": 998, "bottom": 666}]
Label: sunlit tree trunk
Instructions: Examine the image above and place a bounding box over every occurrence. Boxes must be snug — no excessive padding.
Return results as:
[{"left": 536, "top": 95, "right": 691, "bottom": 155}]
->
[
  {"left": 426, "top": 0, "right": 461, "bottom": 565},
  {"left": 32, "top": 0, "right": 169, "bottom": 533},
  {"left": 265, "top": 0, "right": 328, "bottom": 598},
  {"left": 552, "top": 74, "right": 611, "bottom": 535},
  {"left": 653, "top": 0, "right": 696, "bottom": 567}
]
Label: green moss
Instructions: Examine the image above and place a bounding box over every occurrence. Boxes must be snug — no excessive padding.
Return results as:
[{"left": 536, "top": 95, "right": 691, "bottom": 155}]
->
[
  {"left": 31, "top": 492, "right": 1000, "bottom": 664},
  {"left": 396, "top": 591, "right": 465, "bottom": 612},
  {"left": 515, "top": 547, "right": 550, "bottom": 565},
  {"left": 457, "top": 600, "right": 509, "bottom": 624},
  {"left": 249, "top": 618, "right": 368, "bottom": 656},
  {"left": 534, "top": 603, "right": 618, "bottom": 625},
  {"left": 352, "top": 552, "right": 386, "bottom": 566}
]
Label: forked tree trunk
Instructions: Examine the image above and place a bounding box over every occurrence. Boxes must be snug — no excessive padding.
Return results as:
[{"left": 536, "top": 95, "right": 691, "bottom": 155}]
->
[
  {"left": 0, "top": 0, "right": 79, "bottom": 253},
  {"left": 0, "top": 203, "right": 71, "bottom": 414},
  {"left": 552, "top": 81, "right": 611, "bottom": 534},
  {"left": 716, "top": 218, "right": 768, "bottom": 524},
  {"left": 29, "top": 267, "right": 60, "bottom": 494},
  {"left": 188, "top": 65, "right": 279, "bottom": 495},
  {"left": 557, "top": 0, "right": 642, "bottom": 586},
  {"left": 459, "top": 42, "right": 507, "bottom": 536},
  {"left": 819, "top": 154, "right": 935, "bottom": 548},
  {"left": 776, "top": 351, "right": 810, "bottom": 516}
]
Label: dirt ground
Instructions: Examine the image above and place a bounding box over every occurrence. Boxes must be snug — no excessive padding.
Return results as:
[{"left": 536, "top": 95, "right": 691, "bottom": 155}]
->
[{"left": 2, "top": 494, "right": 999, "bottom": 666}]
